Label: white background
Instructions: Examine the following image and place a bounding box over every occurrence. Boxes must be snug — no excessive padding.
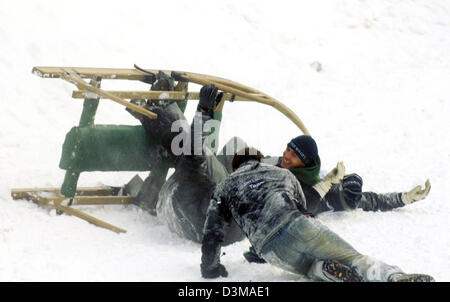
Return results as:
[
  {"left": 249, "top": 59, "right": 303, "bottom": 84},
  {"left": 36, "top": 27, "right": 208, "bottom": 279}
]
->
[{"left": 0, "top": 0, "right": 449, "bottom": 281}]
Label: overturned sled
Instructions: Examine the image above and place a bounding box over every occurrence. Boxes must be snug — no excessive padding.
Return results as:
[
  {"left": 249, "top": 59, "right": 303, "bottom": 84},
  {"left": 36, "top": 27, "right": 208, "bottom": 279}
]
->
[{"left": 11, "top": 66, "right": 310, "bottom": 233}]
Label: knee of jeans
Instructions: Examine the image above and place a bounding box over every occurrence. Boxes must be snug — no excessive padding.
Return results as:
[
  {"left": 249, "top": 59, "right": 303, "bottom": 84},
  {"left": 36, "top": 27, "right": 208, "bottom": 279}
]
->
[
  {"left": 260, "top": 243, "right": 314, "bottom": 276},
  {"left": 286, "top": 216, "right": 322, "bottom": 243}
]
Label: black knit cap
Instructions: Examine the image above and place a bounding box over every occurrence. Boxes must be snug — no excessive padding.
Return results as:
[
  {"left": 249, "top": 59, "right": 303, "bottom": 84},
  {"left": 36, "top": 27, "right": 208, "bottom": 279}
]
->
[{"left": 287, "top": 135, "right": 319, "bottom": 167}]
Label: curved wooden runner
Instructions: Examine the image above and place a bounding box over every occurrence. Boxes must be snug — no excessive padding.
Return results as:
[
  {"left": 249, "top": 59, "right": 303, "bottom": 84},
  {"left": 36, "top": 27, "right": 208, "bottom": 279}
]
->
[{"left": 33, "top": 66, "right": 311, "bottom": 135}]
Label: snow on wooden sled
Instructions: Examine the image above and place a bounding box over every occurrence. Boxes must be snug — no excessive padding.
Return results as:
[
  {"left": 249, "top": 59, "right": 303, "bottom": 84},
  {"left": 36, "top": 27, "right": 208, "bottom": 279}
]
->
[{"left": 11, "top": 66, "right": 310, "bottom": 234}]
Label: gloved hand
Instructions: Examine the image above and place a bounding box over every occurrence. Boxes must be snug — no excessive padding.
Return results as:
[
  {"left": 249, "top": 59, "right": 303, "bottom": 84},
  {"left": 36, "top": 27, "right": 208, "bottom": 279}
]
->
[
  {"left": 243, "top": 246, "right": 267, "bottom": 264},
  {"left": 198, "top": 84, "right": 224, "bottom": 116},
  {"left": 401, "top": 179, "right": 431, "bottom": 205},
  {"left": 324, "top": 161, "right": 346, "bottom": 184},
  {"left": 201, "top": 263, "right": 228, "bottom": 279},
  {"left": 313, "top": 161, "right": 346, "bottom": 199}
]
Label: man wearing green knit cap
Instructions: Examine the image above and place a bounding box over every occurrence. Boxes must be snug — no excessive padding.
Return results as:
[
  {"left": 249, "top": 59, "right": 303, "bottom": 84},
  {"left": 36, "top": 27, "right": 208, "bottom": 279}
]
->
[
  {"left": 275, "top": 135, "right": 362, "bottom": 214},
  {"left": 284, "top": 135, "right": 321, "bottom": 181}
]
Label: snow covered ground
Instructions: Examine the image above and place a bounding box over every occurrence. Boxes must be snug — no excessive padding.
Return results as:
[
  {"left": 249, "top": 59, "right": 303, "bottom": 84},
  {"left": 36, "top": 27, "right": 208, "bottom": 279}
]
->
[{"left": 0, "top": 0, "right": 449, "bottom": 282}]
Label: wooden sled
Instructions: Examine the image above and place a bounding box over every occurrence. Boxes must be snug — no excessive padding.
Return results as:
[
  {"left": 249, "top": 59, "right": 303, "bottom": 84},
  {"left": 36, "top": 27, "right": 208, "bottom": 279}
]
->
[{"left": 11, "top": 66, "right": 310, "bottom": 234}]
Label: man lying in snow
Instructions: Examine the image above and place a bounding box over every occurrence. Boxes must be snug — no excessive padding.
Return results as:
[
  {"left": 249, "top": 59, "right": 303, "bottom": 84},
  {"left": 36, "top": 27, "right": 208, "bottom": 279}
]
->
[
  {"left": 129, "top": 82, "right": 431, "bottom": 247},
  {"left": 242, "top": 134, "right": 430, "bottom": 264},
  {"left": 268, "top": 134, "right": 431, "bottom": 215},
  {"left": 200, "top": 147, "right": 434, "bottom": 282}
]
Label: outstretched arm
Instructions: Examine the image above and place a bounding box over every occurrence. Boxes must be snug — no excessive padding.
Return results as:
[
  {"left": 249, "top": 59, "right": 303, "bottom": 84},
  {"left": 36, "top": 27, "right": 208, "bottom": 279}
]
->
[
  {"left": 360, "top": 180, "right": 431, "bottom": 212},
  {"left": 191, "top": 85, "right": 225, "bottom": 156},
  {"left": 201, "top": 190, "right": 232, "bottom": 279},
  {"left": 401, "top": 179, "right": 431, "bottom": 205}
]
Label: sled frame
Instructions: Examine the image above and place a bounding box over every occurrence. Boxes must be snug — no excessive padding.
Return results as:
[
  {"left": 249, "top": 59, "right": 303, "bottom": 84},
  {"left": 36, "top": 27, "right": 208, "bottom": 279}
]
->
[{"left": 12, "top": 66, "right": 310, "bottom": 234}]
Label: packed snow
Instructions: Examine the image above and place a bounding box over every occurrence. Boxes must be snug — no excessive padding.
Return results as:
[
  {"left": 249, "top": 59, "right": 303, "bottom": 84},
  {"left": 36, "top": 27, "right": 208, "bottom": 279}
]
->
[{"left": 0, "top": 0, "right": 449, "bottom": 282}]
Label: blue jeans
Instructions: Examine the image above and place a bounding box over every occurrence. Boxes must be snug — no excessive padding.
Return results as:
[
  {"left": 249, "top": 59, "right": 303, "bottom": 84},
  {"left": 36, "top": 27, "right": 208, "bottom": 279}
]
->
[{"left": 260, "top": 215, "right": 402, "bottom": 281}]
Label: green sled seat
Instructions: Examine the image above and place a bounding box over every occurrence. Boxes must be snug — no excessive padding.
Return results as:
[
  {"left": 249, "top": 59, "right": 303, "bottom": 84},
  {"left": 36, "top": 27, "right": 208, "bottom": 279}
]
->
[{"left": 59, "top": 125, "right": 173, "bottom": 197}]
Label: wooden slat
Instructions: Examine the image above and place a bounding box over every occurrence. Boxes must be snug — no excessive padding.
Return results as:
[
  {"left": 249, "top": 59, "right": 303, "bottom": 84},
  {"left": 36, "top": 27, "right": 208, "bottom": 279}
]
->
[
  {"left": 71, "top": 90, "right": 251, "bottom": 101},
  {"left": 11, "top": 187, "right": 114, "bottom": 195},
  {"left": 32, "top": 66, "right": 233, "bottom": 81},
  {"left": 50, "top": 201, "right": 127, "bottom": 233},
  {"left": 11, "top": 188, "right": 135, "bottom": 204},
  {"left": 73, "top": 90, "right": 195, "bottom": 100},
  {"left": 12, "top": 189, "right": 130, "bottom": 234},
  {"left": 33, "top": 66, "right": 150, "bottom": 80},
  {"left": 32, "top": 195, "right": 135, "bottom": 206},
  {"left": 70, "top": 196, "right": 135, "bottom": 205}
]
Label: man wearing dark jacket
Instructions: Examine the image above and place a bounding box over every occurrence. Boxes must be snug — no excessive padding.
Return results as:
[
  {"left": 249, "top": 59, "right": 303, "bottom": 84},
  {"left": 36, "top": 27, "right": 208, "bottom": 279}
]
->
[
  {"left": 131, "top": 79, "right": 430, "bottom": 249},
  {"left": 200, "top": 148, "right": 434, "bottom": 282},
  {"left": 243, "top": 134, "right": 430, "bottom": 262},
  {"left": 261, "top": 134, "right": 431, "bottom": 215}
]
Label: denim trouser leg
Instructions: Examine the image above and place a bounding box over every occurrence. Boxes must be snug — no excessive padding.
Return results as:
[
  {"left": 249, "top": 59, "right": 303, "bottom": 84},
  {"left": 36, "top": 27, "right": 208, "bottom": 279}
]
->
[{"left": 260, "top": 215, "right": 403, "bottom": 281}]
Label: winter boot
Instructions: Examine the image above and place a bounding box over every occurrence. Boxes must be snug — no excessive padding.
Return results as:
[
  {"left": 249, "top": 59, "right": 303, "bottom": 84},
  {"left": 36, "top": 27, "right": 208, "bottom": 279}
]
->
[
  {"left": 308, "top": 259, "right": 364, "bottom": 282},
  {"left": 388, "top": 273, "right": 435, "bottom": 282},
  {"left": 126, "top": 70, "right": 176, "bottom": 120}
]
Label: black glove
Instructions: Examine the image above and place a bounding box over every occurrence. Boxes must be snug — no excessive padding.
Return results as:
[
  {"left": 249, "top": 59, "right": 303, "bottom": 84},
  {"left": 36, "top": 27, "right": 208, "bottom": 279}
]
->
[
  {"left": 243, "top": 246, "right": 266, "bottom": 264},
  {"left": 201, "top": 263, "right": 228, "bottom": 279},
  {"left": 198, "top": 84, "right": 224, "bottom": 116}
]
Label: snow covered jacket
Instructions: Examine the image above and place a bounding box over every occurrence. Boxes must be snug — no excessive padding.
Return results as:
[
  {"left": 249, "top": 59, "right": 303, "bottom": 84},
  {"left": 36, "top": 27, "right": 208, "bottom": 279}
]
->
[
  {"left": 260, "top": 156, "right": 337, "bottom": 215},
  {"left": 201, "top": 160, "right": 309, "bottom": 272}
]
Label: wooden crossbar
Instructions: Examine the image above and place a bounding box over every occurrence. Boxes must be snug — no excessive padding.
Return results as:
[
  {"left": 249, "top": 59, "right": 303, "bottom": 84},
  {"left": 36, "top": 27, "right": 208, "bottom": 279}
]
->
[
  {"left": 73, "top": 90, "right": 194, "bottom": 100},
  {"left": 33, "top": 66, "right": 151, "bottom": 80},
  {"left": 11, "top": 187, "right": 115, "bottom": 197},
  {"left": 71, "top": 90, "right": 251, "bottom": 101},
  {"left": 11, "top": 188, "right": 135, "bottom": 205}
]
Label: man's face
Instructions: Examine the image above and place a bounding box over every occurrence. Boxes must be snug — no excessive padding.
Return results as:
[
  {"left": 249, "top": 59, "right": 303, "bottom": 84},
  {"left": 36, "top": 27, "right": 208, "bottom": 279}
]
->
[{"left": 280, "top": 146, "right": 305, "bottom": 169}]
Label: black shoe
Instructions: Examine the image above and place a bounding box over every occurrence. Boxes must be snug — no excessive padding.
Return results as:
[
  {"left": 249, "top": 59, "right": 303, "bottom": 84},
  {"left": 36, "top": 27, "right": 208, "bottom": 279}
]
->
[
  {"left": 321, "top": 260, "right": 364, "bottom": 282},
  {"left": 243, "top": 247, "right": 266, "bottom": 264},
  {"left": 389, "top": 273, "right": 435, "bottom": 282}
]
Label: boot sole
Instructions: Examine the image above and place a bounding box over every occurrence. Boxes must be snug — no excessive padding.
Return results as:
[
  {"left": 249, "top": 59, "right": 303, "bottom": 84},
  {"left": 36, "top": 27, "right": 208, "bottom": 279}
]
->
[
  {"left": 323, "top": 260, "right": 364, "bottom": 282},
  {"left": 394, "top": 274, "right": 435, "bottom": 282}
]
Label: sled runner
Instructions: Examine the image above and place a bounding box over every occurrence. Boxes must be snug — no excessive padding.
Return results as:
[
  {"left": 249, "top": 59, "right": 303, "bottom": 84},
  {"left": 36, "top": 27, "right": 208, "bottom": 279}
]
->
[{"left": 11, "top": 66, "right": 310, "bottom": 233}]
